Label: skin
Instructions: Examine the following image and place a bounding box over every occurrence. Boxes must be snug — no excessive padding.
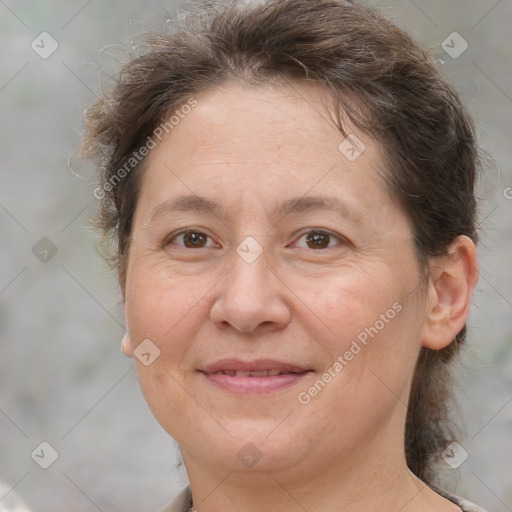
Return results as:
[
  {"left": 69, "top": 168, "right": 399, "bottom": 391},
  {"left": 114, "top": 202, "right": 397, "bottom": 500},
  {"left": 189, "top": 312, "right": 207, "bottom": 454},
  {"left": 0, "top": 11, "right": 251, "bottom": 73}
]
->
[{"left": 121, "top": 80, "right": 478, "bottom": 512}]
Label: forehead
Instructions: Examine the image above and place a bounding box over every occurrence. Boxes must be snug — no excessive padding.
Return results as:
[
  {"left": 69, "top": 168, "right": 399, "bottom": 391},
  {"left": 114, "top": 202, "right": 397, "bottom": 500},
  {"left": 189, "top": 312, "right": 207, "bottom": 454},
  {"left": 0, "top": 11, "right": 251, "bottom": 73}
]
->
[
  {"left": 134, "top": 79, "right": 400, "bottom": 229},
  {"left": 172, "top": 79, "right": 348, "bottom": 154},
  {"left": 142, "top": 80, "right": 382, "bottom": 176}
]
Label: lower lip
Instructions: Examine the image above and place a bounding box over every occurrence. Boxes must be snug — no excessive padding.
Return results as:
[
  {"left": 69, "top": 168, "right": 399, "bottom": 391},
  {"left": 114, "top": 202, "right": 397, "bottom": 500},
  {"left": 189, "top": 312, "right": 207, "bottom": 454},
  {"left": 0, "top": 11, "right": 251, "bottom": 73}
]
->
[{"left": 201, "top": 371, "right": 312, "bottom": 394}]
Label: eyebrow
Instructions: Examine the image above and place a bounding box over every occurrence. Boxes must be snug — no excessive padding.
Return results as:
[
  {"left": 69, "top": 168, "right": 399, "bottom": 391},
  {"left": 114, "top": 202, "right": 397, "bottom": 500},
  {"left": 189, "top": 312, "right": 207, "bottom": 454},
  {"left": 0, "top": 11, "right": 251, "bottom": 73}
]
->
[{"left": 146, "top": 194, "right": 364, "bottom": 226}]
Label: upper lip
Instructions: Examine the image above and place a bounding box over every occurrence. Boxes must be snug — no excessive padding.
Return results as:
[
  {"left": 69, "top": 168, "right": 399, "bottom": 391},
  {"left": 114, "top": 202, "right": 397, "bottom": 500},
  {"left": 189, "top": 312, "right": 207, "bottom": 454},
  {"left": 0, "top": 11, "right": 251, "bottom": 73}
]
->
[{"left": 201, "top": 358, "right": 311, "bottom": 374}]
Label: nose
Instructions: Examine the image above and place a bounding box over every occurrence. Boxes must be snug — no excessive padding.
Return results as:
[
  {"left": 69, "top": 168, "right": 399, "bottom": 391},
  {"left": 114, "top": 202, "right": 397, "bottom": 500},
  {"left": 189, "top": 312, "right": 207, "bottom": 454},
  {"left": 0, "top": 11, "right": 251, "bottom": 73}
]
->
[{"left": 209, "top": 246, "right": 291, "bottom": 334}]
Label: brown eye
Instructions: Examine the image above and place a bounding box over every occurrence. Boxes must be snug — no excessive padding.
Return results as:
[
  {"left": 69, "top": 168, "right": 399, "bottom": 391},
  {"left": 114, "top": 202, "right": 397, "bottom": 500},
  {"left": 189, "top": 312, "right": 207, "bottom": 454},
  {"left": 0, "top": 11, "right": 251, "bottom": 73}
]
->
[
  {"left": 294, "top": 230, "right": 345, "bottom": 250},
  {"left": 305, "top": 231, "right": 331, "bottom": 249},
  {"left": 166, "top": 230, "right": 217, "bottom": 249},
  {"left": 182, "top": 232, "right": 208, "bottom": 248}
]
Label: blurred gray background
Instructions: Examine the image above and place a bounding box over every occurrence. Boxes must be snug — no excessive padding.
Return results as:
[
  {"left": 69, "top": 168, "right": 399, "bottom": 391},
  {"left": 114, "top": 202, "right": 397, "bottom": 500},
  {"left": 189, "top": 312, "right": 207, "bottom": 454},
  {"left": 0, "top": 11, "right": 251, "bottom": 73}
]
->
[{"left": 0, "top": 0, "right": 511, "bottom": 511}]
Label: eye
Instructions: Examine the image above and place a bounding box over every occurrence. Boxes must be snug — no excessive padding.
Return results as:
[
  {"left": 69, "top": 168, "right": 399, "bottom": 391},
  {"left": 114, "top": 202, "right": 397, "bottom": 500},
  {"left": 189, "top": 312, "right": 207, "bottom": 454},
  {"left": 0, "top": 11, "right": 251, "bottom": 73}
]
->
[
  {"left": 165, "top": 230, "right": 219, "bottom": 249},
  {"left": 292, "top": 229, "right": 347, "bottom": 250},
  {"left": 164, "top": 229, "right": 348, "bottom": 251}
]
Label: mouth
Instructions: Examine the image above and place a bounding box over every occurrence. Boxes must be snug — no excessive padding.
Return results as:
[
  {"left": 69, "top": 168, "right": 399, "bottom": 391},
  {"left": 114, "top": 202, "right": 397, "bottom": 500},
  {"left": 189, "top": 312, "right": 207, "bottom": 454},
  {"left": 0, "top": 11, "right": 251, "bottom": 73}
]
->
[
  {"left": 199, "top": 359, "right": 313, "bottom": 395},
  {"left": 209, "top": 369, "right": 294, "bottom": 377}
]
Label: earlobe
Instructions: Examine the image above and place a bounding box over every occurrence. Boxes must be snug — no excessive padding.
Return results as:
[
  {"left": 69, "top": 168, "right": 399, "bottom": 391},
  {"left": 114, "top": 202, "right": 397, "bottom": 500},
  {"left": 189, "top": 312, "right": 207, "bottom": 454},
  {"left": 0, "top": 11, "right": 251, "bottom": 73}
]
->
[
  {"left": 420, "top": 236, "right": 479, "bottom": 350},
  {"left": 120, "top": 299, "right": 134, "bottom": 358},
  {"left": 121, "top": 332, "right": 134, "bottom": 358}
]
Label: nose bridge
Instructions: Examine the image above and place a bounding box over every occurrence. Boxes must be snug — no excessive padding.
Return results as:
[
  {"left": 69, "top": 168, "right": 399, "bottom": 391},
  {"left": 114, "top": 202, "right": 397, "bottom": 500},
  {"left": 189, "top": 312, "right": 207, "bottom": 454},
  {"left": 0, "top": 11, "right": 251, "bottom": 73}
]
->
[
  {"left": 210, "top": 236, "right": 289, "bottom": 333},
  {"left": 227, "top": 237, "right": 270, "bottom": 304},
  {"left": 227, "top": 208, "right": 270, "bottom": 276}
]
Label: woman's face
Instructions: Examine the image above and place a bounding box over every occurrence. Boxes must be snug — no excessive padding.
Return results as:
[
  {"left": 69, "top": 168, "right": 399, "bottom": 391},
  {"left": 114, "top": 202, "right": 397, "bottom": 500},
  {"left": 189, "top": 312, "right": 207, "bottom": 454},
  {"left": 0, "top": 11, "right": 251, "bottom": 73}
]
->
[{"left": 124, "top": 80, "right": 427, "bottom": 478}]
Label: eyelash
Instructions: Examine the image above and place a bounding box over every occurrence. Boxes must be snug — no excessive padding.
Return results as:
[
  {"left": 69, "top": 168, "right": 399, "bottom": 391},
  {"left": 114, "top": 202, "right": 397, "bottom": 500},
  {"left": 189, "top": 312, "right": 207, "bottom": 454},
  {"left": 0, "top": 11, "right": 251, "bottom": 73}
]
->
[{"left": 163, "top": 229, "right": 349, "bottom": 250}]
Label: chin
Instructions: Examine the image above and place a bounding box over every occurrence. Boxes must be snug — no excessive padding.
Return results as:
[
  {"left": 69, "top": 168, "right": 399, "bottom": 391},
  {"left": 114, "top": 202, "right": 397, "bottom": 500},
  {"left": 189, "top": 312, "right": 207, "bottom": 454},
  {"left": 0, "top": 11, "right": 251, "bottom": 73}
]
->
[{"left": 177, "top": 418, "right": 310, "bottom": 473}]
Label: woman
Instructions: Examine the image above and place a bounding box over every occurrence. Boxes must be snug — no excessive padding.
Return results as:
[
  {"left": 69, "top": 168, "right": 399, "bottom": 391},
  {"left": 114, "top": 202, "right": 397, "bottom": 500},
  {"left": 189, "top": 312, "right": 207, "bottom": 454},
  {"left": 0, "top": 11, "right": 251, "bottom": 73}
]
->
[{"left": 82, "top": 0, "right": 489, "bottom": 510}]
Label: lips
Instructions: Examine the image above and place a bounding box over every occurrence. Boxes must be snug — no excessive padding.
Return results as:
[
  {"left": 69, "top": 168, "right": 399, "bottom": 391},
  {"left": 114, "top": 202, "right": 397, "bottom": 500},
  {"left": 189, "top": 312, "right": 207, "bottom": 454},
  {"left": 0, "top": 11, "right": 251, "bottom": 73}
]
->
[
  {"left": 211, "top": 369, "right": 285, "bottom": 377},
  {"left": 200, "top": 359, "right": 312, "bottom": 394},
  {"left": 202, "top": 358, "right": 310, "bottom": 373}
]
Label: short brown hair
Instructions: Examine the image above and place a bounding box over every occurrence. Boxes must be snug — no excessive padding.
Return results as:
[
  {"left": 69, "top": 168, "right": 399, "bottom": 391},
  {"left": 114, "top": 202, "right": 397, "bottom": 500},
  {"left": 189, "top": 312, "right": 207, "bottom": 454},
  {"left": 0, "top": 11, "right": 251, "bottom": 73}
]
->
[{"left": 82, "top": 0, "right": 484, "bottom": 485}]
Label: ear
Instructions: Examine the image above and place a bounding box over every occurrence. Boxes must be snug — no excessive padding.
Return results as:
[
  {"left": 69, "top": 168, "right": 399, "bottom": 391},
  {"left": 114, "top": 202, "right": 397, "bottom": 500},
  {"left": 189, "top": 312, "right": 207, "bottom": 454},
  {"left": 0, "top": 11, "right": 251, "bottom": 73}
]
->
[
  {"left": 420, "top": 236, "right": 479, "bottom": 350},
  {"left": 121, "top": 332, "right": 134, "bottom": 358},
  {"left": 121, "top": 301, "right": 134, "bottom": 358}
]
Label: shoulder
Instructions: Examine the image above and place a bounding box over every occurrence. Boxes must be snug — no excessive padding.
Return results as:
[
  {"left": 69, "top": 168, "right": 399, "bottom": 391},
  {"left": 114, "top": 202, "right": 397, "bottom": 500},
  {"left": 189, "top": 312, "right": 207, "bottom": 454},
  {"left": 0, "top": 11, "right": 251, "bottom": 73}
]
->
[
  {"left": 0, "top": 482, "right": 32, "bottom": 512},
  {"left": 157, "top": 484, "right": 490, "bottom": 512},
  {"left": 432, "top": 485, "right": 490, "bottom": 512},
  {"left": 157, "top": 486, "right": 193, "bottom": 512}
]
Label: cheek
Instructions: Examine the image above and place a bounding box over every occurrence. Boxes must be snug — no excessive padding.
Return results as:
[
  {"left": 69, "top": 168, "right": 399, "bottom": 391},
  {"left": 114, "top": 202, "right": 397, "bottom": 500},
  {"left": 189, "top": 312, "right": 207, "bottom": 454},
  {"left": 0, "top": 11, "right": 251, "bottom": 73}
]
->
[
  {"left": 295, "top": 267, "right": 422, "bottom": 402},
  {"left": 125, "top": 257, "right": 206, "bottom": 345},
  {"left": 124, "top": 261, "right": 199, "bottom": 431},
  {"left": 134, "top": 363, "right": 198, "bottom": 444},
  {"left": 295, "top": 263, "right": 407, "bottom": 342}
]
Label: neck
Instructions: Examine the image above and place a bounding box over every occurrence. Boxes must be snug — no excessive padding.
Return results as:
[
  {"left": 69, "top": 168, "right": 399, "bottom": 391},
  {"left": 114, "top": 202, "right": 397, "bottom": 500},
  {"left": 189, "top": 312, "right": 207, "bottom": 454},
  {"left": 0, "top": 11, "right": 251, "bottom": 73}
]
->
[{"left": 181, "top": 425, "right": 448, "bottom": 512}]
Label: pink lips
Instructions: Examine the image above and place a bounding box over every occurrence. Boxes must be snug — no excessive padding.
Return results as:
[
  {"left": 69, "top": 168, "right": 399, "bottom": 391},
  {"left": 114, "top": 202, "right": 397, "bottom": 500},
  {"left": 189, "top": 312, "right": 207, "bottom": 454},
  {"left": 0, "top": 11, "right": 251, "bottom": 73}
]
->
[{"left": 200, "top": 358, "right": 312, "bottom": 395}]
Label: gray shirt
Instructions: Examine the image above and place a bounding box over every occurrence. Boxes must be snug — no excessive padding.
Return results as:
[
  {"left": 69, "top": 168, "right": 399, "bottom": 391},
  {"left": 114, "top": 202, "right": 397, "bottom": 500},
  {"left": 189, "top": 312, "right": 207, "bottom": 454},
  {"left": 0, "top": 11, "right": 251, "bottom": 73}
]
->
[{"left": 158, "top": 485, "right": 489, "bottom": 512}]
